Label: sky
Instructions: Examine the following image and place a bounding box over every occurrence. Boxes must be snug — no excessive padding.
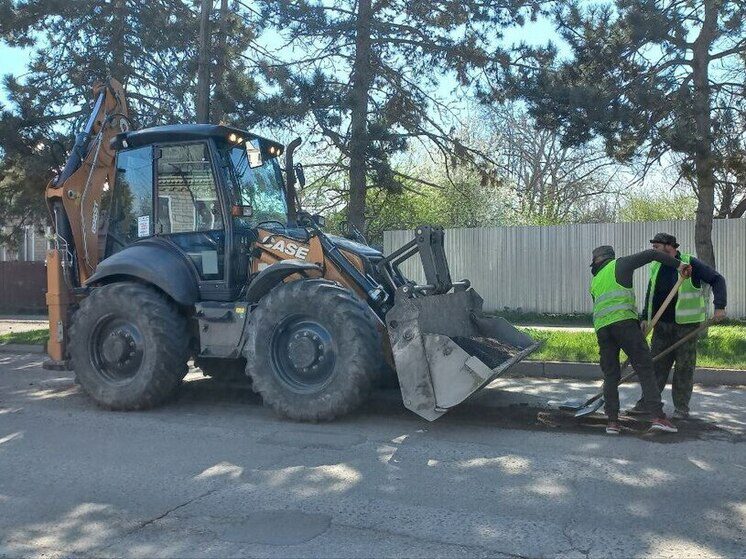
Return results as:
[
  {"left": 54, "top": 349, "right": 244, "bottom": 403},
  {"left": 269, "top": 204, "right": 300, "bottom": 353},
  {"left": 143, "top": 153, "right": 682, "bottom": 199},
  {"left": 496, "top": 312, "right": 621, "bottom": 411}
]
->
[
  {"left": 0, "top": 44, "right": 30, "bottom": 106},
  {"left": 0, "top": 13, "right": 562, "bottom": 106}
]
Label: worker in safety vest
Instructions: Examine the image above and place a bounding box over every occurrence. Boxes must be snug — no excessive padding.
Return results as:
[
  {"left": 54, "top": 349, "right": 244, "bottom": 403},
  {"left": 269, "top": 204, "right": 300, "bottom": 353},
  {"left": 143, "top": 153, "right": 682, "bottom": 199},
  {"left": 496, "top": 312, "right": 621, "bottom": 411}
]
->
[
  {"left": 589, "top": 245, "right": 691, "bottom": 435},
  {"left": 628, "top": 233, "right": 727, "bottom": 419}
]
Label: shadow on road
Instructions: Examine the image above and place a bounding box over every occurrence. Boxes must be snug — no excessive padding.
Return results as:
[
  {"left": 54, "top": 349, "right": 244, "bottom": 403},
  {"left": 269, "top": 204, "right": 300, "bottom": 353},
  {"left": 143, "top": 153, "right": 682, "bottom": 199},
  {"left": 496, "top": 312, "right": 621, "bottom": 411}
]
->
[{"left": 1, "top": 355, "right": 744, "bottom": 558}]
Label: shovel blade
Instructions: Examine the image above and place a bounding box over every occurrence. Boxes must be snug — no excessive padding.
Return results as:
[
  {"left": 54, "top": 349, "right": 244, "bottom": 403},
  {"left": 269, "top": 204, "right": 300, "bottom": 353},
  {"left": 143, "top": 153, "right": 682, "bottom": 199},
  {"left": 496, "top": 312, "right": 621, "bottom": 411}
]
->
[
  {"left": 574, "top": 397, "right": 605, "bottom": 418},
  {"left": 559, "top": 400, "right": 586, "bottom": 412},
  {"left": 386, "top": 288, "right": 541, "bottom": 421}
]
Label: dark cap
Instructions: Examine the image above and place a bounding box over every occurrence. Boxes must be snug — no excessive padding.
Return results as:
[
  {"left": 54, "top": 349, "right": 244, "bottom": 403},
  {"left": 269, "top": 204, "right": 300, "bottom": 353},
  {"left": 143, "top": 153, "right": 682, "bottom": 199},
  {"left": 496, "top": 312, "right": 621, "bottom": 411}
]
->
[
  {"left": 649, "top": 232, "right": 679, "bottom": 248},
  {"left": 590, "top": 245, "right": 615, "bottom": 267}
]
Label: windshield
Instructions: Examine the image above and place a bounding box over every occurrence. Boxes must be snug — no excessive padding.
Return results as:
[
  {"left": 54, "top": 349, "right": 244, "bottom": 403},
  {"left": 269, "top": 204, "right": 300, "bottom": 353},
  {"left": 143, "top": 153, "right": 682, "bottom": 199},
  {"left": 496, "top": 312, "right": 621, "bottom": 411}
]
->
[{"left": 223, "top": 140, "right": 287, "bottom": 228}]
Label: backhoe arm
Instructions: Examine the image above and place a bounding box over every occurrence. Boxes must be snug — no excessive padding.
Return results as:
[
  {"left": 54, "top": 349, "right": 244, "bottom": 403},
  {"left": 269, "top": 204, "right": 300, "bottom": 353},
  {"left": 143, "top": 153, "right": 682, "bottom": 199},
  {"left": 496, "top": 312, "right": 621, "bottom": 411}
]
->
[{"left": 45, "top": 79, "right": 130, "bottom": 366}]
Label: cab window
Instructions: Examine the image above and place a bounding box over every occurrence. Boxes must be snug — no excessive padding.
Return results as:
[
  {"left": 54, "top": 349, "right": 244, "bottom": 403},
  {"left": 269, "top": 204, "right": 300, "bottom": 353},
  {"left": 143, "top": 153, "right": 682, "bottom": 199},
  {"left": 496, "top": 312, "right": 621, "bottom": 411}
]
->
[
  {"left": 155, "top": 142, "right": 225, "bottom": 280},
  {"left": 105, "top": 145, "right": 154, "bottom": 256}
]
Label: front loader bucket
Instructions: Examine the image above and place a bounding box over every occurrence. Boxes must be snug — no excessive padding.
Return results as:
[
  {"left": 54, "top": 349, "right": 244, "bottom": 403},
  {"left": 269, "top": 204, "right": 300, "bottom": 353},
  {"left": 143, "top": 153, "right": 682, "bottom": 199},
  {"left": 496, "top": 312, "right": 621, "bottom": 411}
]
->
[{"left": 386, "top": 288, "right": 540, "bottom": 421}]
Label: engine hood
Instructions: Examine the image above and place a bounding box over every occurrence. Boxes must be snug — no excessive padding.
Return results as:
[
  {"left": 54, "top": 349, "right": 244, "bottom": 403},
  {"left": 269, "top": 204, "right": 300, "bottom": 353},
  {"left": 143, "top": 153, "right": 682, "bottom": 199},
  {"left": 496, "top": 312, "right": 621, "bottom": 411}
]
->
[{"left": 326, "top": 234, "right": 383, "bottom": 259}]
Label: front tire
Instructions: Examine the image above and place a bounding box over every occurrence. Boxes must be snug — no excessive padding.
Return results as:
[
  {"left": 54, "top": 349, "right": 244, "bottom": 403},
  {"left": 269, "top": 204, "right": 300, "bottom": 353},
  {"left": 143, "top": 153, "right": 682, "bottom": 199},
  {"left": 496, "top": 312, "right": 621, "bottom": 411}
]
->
[
  {"left": 245, "top": 279, "right": 382, "bottom": 421},
  {"left": 69, "top": 282, "right": 189, "bottom": 410}
]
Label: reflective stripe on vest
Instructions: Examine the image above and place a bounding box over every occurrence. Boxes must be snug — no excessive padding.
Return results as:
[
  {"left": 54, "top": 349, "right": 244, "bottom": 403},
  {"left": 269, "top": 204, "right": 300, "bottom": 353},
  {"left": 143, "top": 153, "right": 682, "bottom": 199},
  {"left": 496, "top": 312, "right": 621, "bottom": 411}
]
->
[
  {"left": 646, "top": 253, "right": 706, "bottom": 324},
  {"left": 590, "top": 260, "right": 638, "bottom": 331}
]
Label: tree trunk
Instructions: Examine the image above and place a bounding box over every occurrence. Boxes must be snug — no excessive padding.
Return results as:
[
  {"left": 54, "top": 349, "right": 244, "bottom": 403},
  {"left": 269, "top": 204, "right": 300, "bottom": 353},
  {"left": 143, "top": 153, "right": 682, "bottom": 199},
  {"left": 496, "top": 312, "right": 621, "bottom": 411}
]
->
[
  {"left": 690, "top": 0, "right": 719, "bottom": 268},
  {"left": 212, "top": 0, "right": 229, "bottom": 123},
  {"left": 196, "top": 0, "right": 212, "bottom": 124},
  {"left": 110, "top": 0, "right": 127, "bottom": 79},
  {"left": 347, "top": 0, "right": 373, "bottom": 233},
  {"left": 730, "top": 195, "right": 746, "bottom": 218}
]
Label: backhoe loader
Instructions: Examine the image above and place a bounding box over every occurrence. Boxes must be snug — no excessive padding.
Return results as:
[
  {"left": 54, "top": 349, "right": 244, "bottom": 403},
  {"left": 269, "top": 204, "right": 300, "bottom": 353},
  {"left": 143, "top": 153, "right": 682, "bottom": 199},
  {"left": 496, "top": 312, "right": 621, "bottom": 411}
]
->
[{"left": 44, "top": 79, "right": 539, "bottom": 421}]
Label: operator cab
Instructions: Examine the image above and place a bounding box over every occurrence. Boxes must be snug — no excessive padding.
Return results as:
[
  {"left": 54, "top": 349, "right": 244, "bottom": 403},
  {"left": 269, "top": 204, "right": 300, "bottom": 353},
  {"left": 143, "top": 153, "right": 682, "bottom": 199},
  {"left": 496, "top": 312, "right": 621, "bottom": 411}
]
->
[{"left": 104, "top": 124, "right": 290, "bottom": 301}]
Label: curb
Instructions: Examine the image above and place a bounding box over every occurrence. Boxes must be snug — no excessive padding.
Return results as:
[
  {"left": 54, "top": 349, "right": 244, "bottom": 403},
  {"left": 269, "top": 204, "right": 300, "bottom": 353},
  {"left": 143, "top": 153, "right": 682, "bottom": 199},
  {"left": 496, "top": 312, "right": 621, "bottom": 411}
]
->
[
  {"left": 0, "top": 343, "right": 46, "bottom": 355},
  {"left": 508, "top": 361, "right": 746, "bottom": 387}
]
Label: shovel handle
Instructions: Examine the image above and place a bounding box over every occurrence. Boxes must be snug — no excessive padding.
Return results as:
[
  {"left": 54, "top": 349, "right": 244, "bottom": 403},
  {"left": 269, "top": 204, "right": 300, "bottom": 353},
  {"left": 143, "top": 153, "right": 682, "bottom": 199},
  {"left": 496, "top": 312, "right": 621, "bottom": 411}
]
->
[
  {"left": 613, "top": 275, "right": 685, "bottom": 381},
  {"left": 646, "top": 275, "right": 686, "bottom": 334},
  {"left": 613, "top": 319, "right": 711, "bottom": 388}
]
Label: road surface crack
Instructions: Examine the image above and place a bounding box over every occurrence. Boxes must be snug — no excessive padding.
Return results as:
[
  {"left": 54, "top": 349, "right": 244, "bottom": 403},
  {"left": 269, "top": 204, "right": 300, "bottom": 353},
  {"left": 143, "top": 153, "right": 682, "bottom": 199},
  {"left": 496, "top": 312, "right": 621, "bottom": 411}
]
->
[
  {"left": 561, "top": 523, "right": 591, "bottom": 559},
  {"left": 333, "top": 519, "right": 535, "bottom": 559},
  {"left": 91, "top": 487, "right": 221, "bottom": 555},
  {"left": 134, "top": 487, "right": 221, "bottom": 531}
]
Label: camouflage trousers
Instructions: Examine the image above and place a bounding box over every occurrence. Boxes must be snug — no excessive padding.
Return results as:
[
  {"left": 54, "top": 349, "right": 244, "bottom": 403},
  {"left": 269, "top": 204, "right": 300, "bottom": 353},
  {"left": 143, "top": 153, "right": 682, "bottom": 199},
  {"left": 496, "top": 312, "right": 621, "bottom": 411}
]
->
[{"left": 648, "top": 321, "right": 701, "bottom": 413}]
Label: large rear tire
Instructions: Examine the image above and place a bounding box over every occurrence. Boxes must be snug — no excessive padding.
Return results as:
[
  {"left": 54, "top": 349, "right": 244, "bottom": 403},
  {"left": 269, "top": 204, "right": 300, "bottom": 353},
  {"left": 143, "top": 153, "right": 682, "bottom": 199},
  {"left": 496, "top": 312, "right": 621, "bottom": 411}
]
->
[
  {"left": 69, "top": 282, "right": 189, "bottom": 410},
  {"left": 245, "top": 279, "right": 382, "bottom": 421}
]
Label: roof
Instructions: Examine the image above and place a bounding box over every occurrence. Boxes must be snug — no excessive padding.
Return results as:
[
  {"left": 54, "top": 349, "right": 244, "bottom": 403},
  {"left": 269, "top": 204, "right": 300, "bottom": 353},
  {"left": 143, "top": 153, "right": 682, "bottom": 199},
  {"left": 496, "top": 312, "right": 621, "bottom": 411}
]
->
[{"left": 110, "top": 124, "right": 284, "bottom": 154}]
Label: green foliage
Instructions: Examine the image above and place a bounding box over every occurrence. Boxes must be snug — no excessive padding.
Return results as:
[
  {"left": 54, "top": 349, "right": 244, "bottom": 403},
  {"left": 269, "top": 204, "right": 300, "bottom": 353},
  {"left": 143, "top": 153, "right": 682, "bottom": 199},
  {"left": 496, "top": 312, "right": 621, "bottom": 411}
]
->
[
  {"left": 524, "top": 328, "right": 602, "bottom": 363},
  {"left": 619, "top": 194, "right": 698, "bottom": 222},
  {"left": 522, "top": 326, "right": 746, "bottom": 370},
  {"left": 510, "top": 1, "right": 746, "bottom": 264},
  {"left": 0, "top": 328, "right": 49, "bottom": 346},
  {"left": 303, "top": 160, "right": 513, "bottom": 246},
  {"left": 697, "top": 326, "right": 746, "bottom": 369},
  {"left": 494, "top": 310, "right": 593, "bottom": 326},
  {"left": 255, "top": 0, "right": 540, "bottom": 230},
  {"left": 0, "top": 0, "right": 202, "bottom": 244}
]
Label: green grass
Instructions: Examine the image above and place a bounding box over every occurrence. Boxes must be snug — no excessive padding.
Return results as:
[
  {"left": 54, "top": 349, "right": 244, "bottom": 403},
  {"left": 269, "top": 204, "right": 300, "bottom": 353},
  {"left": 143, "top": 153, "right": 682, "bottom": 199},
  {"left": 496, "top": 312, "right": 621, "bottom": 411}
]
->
[
  {"left": 0, "top": 328, "right": 49, "bottom": 346},
  {"left": 522, "top": 325, "right": 746, "bottom": 370},
  {"left": 493, "top": 310, "right": 593, "bottom": 326},
  {"left": 494, "top": 309, "right": 746, "bottom": 328}
]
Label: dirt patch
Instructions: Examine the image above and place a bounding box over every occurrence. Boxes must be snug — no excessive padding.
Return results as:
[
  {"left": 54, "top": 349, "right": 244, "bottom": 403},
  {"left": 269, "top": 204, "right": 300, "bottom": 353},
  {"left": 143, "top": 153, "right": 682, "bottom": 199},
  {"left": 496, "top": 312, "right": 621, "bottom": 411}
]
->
[
  {"left": 170, "top": 377, "right": 745, "bottom": 444},
  {"left": 442, "top": 402, "right": 743, "bottom": 443},
  {"left": 451, "top": 336, "right": 521, "bottom": 369}
]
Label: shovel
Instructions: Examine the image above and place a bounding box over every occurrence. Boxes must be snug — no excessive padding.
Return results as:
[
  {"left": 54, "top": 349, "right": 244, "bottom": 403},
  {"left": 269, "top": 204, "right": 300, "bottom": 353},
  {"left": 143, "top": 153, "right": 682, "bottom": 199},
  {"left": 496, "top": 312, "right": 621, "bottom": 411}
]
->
[
  {"left": 560, "top": 274, "right": 684, "bottom": 416},
  {"left": 571, "top": 318, "right": 712, "bottom": 417}
]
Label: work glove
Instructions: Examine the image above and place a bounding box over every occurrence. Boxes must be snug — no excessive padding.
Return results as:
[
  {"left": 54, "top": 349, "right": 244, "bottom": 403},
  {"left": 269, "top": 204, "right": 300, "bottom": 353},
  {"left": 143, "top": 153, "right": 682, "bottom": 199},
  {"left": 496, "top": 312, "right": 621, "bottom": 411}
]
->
[{"left": 677, "top": 263, "right": 693, "bottom": 278}]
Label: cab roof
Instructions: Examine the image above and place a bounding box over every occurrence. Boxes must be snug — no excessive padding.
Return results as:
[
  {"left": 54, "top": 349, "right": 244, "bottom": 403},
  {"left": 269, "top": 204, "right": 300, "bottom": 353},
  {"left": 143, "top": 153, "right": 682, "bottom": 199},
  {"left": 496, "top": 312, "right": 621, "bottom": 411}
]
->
[{"left": 111, "top": 124, "right": 284, "bottom": 154}]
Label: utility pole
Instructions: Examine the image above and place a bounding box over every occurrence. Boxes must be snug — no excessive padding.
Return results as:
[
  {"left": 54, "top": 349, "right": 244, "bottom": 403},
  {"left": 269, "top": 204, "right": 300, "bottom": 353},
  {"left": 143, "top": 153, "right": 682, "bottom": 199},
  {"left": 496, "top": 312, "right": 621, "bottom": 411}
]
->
[{"left": 196, "top": 0, "right": 212, "bottom": 123}]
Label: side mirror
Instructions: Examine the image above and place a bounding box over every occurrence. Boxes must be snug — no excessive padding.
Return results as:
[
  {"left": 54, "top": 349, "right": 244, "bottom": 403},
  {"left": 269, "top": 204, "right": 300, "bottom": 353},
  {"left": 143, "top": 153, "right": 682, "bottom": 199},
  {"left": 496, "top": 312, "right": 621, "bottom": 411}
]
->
[
  {"left": 294, "top": 163, "right": 306, "bottom": 188},
  {"left": 231, "top": 204, "right": 253, "bottom": 218},
  {"left": 246, "top": 143, "right": 263, "bottom": 168}
]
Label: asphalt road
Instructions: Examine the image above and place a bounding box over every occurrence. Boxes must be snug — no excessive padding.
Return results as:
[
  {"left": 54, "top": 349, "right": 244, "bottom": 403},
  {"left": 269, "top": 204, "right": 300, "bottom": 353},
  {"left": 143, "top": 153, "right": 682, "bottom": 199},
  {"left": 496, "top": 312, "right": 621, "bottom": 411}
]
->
[{"left": 1, "top": 353, "right": 744, "bottom": 558}]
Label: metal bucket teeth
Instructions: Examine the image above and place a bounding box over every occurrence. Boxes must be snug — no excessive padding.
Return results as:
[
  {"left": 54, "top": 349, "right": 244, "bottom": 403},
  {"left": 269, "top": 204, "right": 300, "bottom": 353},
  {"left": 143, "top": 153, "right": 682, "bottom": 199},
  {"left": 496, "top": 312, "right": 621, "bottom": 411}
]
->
[{"left": 386, "top": 288, "right": 541, "bottom": 421}]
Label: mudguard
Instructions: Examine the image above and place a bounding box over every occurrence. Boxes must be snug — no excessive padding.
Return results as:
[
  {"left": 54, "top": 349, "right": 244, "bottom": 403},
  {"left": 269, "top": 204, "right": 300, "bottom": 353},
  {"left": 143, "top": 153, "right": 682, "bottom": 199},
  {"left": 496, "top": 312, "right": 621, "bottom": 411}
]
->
[
  {"left": 245, "top": 259, "right": 322, "bottom": 304},
  {"left": 86, "top": 240, "right": 200, "bottom": 306}
]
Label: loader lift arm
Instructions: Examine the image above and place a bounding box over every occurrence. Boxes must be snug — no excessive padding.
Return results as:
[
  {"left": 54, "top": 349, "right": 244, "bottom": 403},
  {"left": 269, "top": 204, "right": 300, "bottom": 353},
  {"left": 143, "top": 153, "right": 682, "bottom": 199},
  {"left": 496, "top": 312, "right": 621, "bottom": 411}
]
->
[{"left": 376, "top": 225, "right": 470, "bottom": 296}]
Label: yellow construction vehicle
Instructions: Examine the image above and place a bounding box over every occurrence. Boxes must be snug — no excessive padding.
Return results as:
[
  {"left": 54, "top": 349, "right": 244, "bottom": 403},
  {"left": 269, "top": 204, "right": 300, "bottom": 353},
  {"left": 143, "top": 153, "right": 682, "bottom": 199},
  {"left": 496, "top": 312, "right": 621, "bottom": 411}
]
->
[{"left": 45, "top": 79, "right": 539, "bottom": 421}]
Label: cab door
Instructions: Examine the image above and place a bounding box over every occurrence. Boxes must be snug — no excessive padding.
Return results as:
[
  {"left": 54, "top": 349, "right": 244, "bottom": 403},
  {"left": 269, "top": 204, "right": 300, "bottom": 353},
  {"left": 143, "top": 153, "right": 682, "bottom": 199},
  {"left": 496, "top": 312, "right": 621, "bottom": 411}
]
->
[{"left": 154, "top": 141, "right": 232, "bottom": 300}]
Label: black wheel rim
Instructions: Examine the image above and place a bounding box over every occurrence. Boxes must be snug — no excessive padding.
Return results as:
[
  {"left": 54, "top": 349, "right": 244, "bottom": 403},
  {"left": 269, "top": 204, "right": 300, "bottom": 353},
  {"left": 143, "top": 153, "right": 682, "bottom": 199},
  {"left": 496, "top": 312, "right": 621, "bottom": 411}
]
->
[
  {"left": 270, "top": 314, "right": 337, "bottom": 394},
  {"left": 89, "top": 315, "right": 145, "bottom": 383}
]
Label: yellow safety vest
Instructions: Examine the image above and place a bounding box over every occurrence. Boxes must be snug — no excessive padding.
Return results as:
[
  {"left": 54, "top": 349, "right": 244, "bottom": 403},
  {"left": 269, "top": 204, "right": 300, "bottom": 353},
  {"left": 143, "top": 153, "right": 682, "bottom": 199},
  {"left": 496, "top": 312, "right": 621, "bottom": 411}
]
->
[
  {"left": 590, "top": 260, "right": 638, "bottom": 331},
  {"left": 647, "top": 253, "right": 706, "bottom": 324}
]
